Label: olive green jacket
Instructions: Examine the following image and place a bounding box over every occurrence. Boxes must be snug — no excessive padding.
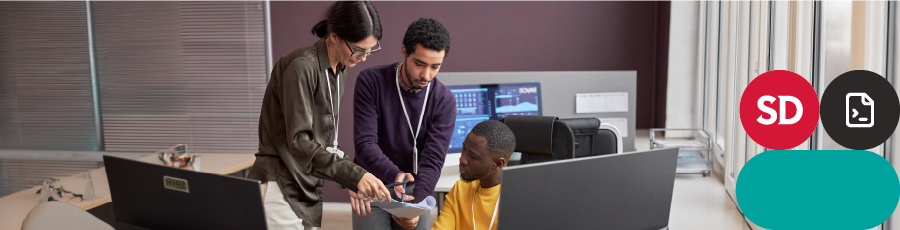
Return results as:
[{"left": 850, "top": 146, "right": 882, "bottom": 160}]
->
[{"left": 248, "top": 38, "right": 367, "bottom": 227}]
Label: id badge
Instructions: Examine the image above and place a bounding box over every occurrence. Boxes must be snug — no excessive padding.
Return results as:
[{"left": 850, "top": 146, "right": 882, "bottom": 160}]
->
[{"left": 325, "top": 146, "right": 344, "bottom": 158}]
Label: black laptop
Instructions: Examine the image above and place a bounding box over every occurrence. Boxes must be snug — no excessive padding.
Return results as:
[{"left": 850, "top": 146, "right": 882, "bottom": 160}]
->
[{"left": 104, "top": 155, "right": 267, "bottom": 230}]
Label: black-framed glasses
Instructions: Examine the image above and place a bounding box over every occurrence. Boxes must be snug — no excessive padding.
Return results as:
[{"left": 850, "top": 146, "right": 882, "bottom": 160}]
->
[{"left": 345, "top": 40, "right": 381, "bottom": 58}]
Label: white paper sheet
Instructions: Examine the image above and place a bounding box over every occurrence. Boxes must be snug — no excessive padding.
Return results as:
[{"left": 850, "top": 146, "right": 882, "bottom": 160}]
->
[
  {"left": 575, "top": 92, "right": 628, "bottom": 113},
  {"left": 598, "top": 117, "right": 628, "bottom": 137},
  {"left": 371, "top": 196, "right": 437, "bottom": 219}
]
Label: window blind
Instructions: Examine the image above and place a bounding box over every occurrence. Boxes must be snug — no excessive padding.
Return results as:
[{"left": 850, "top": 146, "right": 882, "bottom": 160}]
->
[
  {"left": 0, "top": 1, "right": 269, "bottom": 197},
  {"left": 92, "top": 1, "right": 268, "bottom": 153},
  {"left": 0, "top": 2, "right": 97, "bottom": 151}
]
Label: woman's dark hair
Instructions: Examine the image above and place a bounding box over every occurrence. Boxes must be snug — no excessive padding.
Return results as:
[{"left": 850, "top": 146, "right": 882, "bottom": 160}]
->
[
  {"left": 310, "top": 1, "right": 382, "bottom": 42},
  {"left": 402, "top": 18, "right": 451, "bottom": 57}
]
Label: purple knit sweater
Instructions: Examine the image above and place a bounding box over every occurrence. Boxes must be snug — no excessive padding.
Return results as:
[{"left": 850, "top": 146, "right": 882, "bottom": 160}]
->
[{"left": 353, "top": 62, "right": 456, "bottom": 203}]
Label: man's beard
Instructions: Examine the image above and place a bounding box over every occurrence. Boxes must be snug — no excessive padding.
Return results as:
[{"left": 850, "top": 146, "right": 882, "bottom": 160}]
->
[
  {"left": 404, "top": 61, "right": 430, "bottom": 90},
  {"left": 459, "top": 164, "right": 491, "bottom": 183},
  {"left": 460, "top": 174, "right": 476, "bottom": 183}
]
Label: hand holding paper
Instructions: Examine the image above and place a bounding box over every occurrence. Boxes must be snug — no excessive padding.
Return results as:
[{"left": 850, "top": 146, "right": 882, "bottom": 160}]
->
[
  {"left": 371, "top": 196, "right": 437, "bottom": 219},
  {"left": 392, "top": 214, "right": 420, "bottom": 229}
]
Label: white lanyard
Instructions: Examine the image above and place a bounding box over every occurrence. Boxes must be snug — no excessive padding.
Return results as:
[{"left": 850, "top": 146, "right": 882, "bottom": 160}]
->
[
  {"left": 395, "top": 63, "right": 430, "bottom": 174},
  {"left": 325, "top": 70, "right": 339, "bottom": 147},
  {"left": 472, "top": 185, "right": 500, "bottom": 230}
]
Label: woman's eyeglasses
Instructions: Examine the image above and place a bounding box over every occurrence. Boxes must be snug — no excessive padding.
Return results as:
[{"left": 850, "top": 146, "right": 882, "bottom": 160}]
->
[{"left": 345, "top": 40, "right": 381, "bottom": 58}]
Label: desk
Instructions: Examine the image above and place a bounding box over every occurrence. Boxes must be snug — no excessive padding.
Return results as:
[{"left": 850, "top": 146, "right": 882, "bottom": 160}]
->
[
  {"left": 0, "top": 153, "right": 256, "bottom": 230},
  {"left": 434, "top": 166, "right": 460, "bottom": 212}
]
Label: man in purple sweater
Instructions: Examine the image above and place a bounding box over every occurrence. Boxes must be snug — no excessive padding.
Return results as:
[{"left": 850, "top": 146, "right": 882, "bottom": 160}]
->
[{"left": 350, "top": 18, "right": 456, "bottom": 230}]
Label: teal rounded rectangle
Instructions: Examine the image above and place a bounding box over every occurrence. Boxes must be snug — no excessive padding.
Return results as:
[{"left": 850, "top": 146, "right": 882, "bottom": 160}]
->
[{"left": 737, "top": 150, "right": 899, "bottom": 230}]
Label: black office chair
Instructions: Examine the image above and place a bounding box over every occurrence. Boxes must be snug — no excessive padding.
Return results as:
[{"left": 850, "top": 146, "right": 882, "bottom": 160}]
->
[
  {"left": 558, "top": 118, "right": 620, "bottom": 157},
  {"left": 500, "top": 115, "right": 575, "bottom": 166}
]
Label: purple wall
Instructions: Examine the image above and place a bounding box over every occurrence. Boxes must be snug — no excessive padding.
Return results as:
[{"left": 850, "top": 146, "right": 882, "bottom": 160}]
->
[{"left": 270, "top": 1, "right": 669, "bottom": 202}]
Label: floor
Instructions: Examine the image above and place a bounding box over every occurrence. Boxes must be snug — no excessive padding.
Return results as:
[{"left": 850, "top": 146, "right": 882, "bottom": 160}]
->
[
  {"left": 635, "top": 129, "right": 748, "bottom": 230},
  {"left": 316, "top": 129, "right": 749, "bottom": 230}
]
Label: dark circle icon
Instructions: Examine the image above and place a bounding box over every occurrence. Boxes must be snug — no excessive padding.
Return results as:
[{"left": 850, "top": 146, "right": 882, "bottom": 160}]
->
[{"left": 820, "top": 70, "right": 900, "bottom": 150}]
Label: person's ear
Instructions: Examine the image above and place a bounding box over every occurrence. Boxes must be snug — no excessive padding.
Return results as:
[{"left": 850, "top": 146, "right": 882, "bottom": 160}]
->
[
  {"left": 329, "top": 33, "right": 339, "bottom": 44},
  {"left": 400, "top": 45, "right": 407, "bottom": 59},
  {"left": 494, "top": 157, "right": 507, "bottom": 170}
]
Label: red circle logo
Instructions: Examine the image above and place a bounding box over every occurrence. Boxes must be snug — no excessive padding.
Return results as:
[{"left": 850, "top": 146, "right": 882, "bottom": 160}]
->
[{"left": 740, "top": 70, "right": 819, "bottom": 150}]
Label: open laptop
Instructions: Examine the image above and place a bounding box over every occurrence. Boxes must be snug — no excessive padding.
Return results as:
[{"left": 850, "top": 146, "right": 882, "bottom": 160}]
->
[
  {"left": 104, "top": 155, "right": 267, "bottom": 230},
  {"left": 498, "top": 148, "right": 679, "bottom": 230}
]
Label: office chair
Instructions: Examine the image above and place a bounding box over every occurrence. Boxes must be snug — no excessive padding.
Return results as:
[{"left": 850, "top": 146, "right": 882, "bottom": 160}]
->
[
  {"left": 559, "top": 117, "right": 623, "bottom": 157},
  {"left": 21, "top": 201, "right": 114, "bottom": 230},
  {"left": 500, "top": 115, "right": 575, "bottom": 166}
]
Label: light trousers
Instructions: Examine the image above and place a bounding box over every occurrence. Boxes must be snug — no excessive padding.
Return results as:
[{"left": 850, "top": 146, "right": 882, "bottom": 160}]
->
[{"left": 263, "top": 181, "right": 316, "bottom": 230}]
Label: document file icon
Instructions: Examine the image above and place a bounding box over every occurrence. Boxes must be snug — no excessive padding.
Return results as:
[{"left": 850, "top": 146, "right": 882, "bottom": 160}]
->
[{"left": 846, "top": 93, "right": 874, "bottom": 128}]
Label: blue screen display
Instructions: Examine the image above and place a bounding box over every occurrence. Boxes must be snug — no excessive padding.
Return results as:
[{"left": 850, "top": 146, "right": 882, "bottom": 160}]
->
[{"left": 447, "top": 82, "right": 541, "bottom": 154}]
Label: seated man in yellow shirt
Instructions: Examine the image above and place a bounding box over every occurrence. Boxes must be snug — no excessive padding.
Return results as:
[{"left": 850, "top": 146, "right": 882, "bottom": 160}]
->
[{"left": 431, "top": 120, "right": 515, "bottom": 230}]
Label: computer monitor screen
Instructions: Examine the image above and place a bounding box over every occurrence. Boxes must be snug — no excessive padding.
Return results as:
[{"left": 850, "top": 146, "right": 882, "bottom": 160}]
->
[
  {"left": 498, "top": 148, "right": 679, "bottom": 229},
  {"left": 447, "top": 82, "right": 542, "bottom": 155}
]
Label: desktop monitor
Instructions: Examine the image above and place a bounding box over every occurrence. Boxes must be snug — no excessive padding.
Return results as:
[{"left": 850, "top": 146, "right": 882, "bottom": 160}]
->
[
  {"left": 104, "top": 155, "right": 267, "bottom": 230},
  {"left": 446, "top": 82, "right": 542, "bottom": 166},
  {"left": 497, "top": 148, "right": 679, "bottom": 230}
]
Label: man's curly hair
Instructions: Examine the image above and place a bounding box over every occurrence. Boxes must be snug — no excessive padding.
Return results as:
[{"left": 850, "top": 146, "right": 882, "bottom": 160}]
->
[
  {"left": 469, "top": 120, "right": 516, "bottom": 159},
  {"left": 402, "top": 18, "right": 451, "bottom": 57}
]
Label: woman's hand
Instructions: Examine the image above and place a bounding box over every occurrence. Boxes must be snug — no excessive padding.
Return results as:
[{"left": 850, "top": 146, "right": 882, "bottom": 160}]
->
[
  {"left": 348, "top": 190, "right": 371, "bottom": 217},
  {"left": 357, "top": 172, "right": 391, "bottom": 202}
]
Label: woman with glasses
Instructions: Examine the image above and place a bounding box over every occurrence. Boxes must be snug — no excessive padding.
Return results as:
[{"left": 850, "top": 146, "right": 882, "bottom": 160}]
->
[{"left": 247, "top": 1, "right": 388, "bottom": 229}]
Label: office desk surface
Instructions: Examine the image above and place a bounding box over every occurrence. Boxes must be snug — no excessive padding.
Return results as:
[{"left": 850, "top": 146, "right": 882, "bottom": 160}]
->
[{"left": 0, "top": 153, "right": 256, "bottom": 230}]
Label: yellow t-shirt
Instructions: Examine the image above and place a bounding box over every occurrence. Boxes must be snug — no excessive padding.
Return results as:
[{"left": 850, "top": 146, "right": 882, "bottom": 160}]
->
[{"left": 432, "top": 179, "right": 501, "bottom": 230}]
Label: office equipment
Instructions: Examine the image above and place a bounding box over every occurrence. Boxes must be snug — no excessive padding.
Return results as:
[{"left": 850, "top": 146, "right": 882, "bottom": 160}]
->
[
  {"left": 434, "top": 117, "right": 618, "bottom": 211},
  {"left": 650, "top": 129, "right": 712, "bottom": 176},
  {"left": 446, "top": 82, "right": 543, "bottom": 164},
  {"left": 104, "top": 155, "right": 265, "bottom": 230},
  {"left": 497, "top": 148, "right": 679, "bottom": 229},
  {"left": 500, "top": 115, "right": 574, "bottom": 165},
  {"left": 0, "top": 153, "right": 255, "bottom": 230},
  {"left": 439, "top": 71, "right": 637, "bottom": 155},
  {"left": 21, "top": 202, "right": 114, "bottom": 230},
  {"left": 156, "top": 144, "right": 201, "bottom": 171},
  {"left": 559, "top": 117, "right": 620, "bottom": 157}
]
